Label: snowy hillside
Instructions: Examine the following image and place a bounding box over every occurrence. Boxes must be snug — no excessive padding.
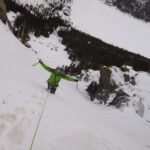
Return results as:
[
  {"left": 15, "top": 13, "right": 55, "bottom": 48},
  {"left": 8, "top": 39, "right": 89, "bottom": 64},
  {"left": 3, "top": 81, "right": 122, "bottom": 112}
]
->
[
  {"left": 71, "top": 0, "right": 150, "bottom": 58},
  {"left": 1, "top": 0, "right": 150, "bottom": 149},
  {"left": 103, "top": 0, "right": 150, "bottom": 22},
  {"left": 0, "top": 18, "right": 150, "bottom": 150},
  {"left": 0, "top": 21, "right": 47, "bottom": 150},
  {"left": 9, "top": 0, "right": 72, "bottom": 19}
]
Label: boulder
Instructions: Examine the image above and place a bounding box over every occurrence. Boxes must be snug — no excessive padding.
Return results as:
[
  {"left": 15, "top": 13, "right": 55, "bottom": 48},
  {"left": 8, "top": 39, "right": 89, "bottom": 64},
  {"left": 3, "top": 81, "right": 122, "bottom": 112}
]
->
[
  {"left": 95, "top": 66, "right": 118, "bottom": 103},
  {"left": 109, "top": 89, "right": 130, "bottom": 108},
  {"left": 99, "top": 66, "right": 118, "bottom": 93},
  {"left": 123, "top": 73, "right": 136, "bottom": 85},
  {"left": 124, "top": 74, "right": 130, "bottom": 82}
]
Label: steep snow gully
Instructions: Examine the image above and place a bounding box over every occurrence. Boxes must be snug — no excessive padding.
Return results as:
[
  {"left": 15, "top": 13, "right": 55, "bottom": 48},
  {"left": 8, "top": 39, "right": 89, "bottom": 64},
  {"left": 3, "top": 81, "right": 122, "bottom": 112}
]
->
[{"left": 0, "top": 0, "right": 150, "bottom": 149}]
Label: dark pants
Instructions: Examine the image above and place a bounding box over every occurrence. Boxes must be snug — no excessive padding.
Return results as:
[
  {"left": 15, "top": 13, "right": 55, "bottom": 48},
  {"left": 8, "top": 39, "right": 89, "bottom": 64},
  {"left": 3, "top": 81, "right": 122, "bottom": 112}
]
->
[{"left": 48, "top": 82, "right": 58, "bottom": 94}]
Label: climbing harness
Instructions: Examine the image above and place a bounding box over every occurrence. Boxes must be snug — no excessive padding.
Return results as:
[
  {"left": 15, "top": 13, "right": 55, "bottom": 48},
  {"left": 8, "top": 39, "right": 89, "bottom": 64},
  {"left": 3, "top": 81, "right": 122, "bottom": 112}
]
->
[{"left": 29, "top": 92, "right": 49, "bottom": 150}]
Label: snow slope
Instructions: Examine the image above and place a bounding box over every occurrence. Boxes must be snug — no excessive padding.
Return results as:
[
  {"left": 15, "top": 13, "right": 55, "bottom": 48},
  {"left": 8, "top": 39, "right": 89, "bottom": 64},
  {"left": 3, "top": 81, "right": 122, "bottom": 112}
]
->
[
  {"left": 0, "top": 21, "right": 150, "bottom": 150},
  {"left": 11, "top": 0, "right": 72, "bottom": 19},
  {"left": 0, "top": 21, "right": 49, "bottom": 150},
  {"left": 71, "top": 0, "right": 150, "bottom": 58}
]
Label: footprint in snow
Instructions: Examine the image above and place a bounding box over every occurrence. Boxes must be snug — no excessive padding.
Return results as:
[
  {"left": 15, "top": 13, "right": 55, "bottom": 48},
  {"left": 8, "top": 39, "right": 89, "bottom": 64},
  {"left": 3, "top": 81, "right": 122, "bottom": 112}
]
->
[
  {"left": 0, "top": 144, "right": 5, "bottom": 150},
  {"left": 0, "top": 122, "right": 6, "bottom": 136},
  {"left": 15, "top": 107, "right": 26, "bottom": 115},
  {"left": 7, "top": 116, "right": 31, "bottom": 145},
  {"left": 0, "top": 113, "right": 17, "bottom": 124}
]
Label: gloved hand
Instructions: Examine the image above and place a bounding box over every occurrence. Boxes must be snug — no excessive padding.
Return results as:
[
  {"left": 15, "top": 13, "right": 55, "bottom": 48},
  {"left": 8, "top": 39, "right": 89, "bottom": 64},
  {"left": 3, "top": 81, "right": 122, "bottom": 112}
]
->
[
  {"left": 74, "top": 79, "right": 78, "bottom": 82},
  {"left": 39, "top": 59, "right": 43, "bottom": 64}
]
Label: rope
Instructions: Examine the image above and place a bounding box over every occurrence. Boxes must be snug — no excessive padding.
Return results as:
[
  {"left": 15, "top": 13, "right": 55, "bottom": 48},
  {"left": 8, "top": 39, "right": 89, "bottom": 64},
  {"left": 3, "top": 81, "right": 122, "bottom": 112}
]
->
[
  {"left": 76, "top": 82, "right": 79, "bottom": 90},
  {"left": 29, "top": 92, "right": 49, "bottom": 150}
]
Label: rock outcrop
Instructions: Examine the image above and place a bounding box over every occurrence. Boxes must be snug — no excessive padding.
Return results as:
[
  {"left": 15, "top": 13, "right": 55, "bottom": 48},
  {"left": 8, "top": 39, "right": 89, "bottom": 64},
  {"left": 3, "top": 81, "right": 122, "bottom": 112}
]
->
[
  {"left": 0, "top": 0, "right": 7, "bottom": 23},
  {"left": 0, "top": 0, "right": 13, "bottom": 31},
  {"left": 90, "top": 66, "right": 119, "bottom": 103},
  {"left": 105, "top": 0, "right": 150, "bottom": 22},
  {"left": 99, "top": 66, "right": 118, "bottom": 93},
  {"left": 109, "top": 89, "right": 130, "bottom": 108}
]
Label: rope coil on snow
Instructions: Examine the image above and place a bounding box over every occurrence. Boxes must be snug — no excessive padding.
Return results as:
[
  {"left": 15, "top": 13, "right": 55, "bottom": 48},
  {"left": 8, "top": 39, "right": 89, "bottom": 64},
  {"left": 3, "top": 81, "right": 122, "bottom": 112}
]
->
[{"left": 29, "top": 92, "right": 49, "bottom": 150}]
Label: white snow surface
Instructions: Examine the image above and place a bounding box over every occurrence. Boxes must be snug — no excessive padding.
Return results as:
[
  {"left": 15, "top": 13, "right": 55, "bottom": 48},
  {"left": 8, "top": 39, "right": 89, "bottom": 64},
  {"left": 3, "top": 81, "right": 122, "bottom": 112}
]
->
[
  {"left": 11, "top": 0, "right": 72, "bottom": 19},
  {"left": 0, "top": 19, "right": 150, "bottom": 150},
  {"left": 71, "top": 0, "right": 150, "bottom": 58},
  {"left": 12, "top": 0, "right": 53, "bottom": 8}
]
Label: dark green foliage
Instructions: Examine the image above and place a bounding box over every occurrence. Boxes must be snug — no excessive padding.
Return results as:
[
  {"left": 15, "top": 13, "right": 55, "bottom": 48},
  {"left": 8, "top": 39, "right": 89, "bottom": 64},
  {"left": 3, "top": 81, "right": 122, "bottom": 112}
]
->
[
  {"left": 4, "top": 0, "right": 150, "bottom": 75},
  {"left": 99, "top": 66, "right": 118, "bottom": 92},
  {"left": 5, "top": 0, "right": 69, "bottom": 37},
  {"left": 14, "top": 14, "right": 66, "bottom": 37},
  {"left": 58, "top": 28, "right": 150, "bottom": 73},
  {"left": 5, "top": 0, "right": 72, "bottom": 19},
  {"left": 105, "top": 0, "right": 150, "bottom": 22}
]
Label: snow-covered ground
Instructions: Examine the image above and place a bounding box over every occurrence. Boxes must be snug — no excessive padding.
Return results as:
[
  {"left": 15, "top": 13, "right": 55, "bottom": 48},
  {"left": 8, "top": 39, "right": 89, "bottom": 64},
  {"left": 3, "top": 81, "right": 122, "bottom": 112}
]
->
[
  {"left": 11, "top": 0, "right": 72, "bottom": 19},
  {"left": 1, "top": 0, "right": 150, "bottom": 149},
  {"left": 0, "top": 19, "right": 150, "bottom": 150},
  {"left": 71, "top": 0, "right": 150, "bottom": 58},
  {"left": 13, "top": 0, "right": 50, "bottom": 7},
  {"left": 12, "top": 0, "right": 64, "bottom": 7}
]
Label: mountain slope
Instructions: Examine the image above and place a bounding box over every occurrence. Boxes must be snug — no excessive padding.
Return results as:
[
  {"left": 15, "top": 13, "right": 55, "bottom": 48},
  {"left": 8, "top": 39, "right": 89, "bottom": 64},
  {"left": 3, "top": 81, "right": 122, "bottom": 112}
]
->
[
  {"left": 71, "top": 0, "right": 150, "bottom": 58},
  {"left": 0, "top": 21, "right": 49, "bottom": 150},
  {"left": 104, "top": 0, "right": 150, "bottom": 22},
  {"left": 0, "top": 20, "right": 150, "bottom": 150}
]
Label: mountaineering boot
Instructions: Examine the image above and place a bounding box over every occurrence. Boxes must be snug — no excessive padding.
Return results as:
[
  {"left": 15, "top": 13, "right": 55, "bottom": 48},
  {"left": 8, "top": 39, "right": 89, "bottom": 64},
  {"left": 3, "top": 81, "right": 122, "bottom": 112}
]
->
[
  {"left": 49, "top": 84, "right": 58, "bottom": 94},
  {"left": 50, "top": 87, "right": 56, "bottom": 94}
]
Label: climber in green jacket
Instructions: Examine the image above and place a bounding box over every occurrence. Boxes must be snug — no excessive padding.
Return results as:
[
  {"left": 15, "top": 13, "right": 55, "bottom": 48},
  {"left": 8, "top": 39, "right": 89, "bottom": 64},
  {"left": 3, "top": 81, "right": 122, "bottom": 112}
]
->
[{"left": 39, "top": 59, "right": 78, "bottom": 94}]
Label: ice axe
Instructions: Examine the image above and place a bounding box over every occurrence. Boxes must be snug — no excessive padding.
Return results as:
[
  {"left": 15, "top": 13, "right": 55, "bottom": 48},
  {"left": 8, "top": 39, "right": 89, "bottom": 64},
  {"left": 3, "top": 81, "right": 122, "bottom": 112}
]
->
[
  {"left": 32, "top": 58, "right": 41, "bottom": 66},
  {"left": 32, "top": 62, "right": 39, "bottom": 66}
]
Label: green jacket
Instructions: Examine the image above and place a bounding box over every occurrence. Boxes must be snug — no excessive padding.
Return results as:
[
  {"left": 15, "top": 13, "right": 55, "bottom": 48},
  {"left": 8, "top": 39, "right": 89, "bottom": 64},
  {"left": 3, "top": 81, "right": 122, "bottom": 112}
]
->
[{"left": 41, "top": 62, "right": 76, "bottom": 86}]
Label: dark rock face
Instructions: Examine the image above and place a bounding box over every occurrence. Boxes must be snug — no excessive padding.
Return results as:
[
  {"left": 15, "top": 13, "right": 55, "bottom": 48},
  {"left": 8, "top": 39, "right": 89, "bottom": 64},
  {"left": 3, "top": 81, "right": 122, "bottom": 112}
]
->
[
  {"left": 123, "top": 73, "right": 136, "bottom": 85},
  {"left": 86, "top": 66, "right": 135, "bottom": 108},
  {"left": 5, "top": 0, "right": 72, "bottom": 19},
  {"left": 59, "top": 28, "right": 150, "bottom": 74},
  {"left": 86, "top": 81, "right": 99, "bottom": 101},
  {"left": 124, "top": 74, "right": 130, "bottom": 82},
  {"left": 85, "top": 67, "right": 119, "bottom": 103},
  {"left": 105, "top": 0, "right": 150, "bottom": 22},
  {"left": 109, "top": 89, "right": 130, "bottom": 108},
  {"left": 0, "top": 0, "right": 7, "bottom": 23},
  {"left": 4, "top": 0, "right": 68, "bottom": 38},
  {"left": 99, "top": 66, "right": 118, "bottom": 93},
  {"left": 96, "top": 66, "right": 118, "bottom": 103},
  {"left": 0, "top": 0, "right": 13, "bottom": 31}
]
